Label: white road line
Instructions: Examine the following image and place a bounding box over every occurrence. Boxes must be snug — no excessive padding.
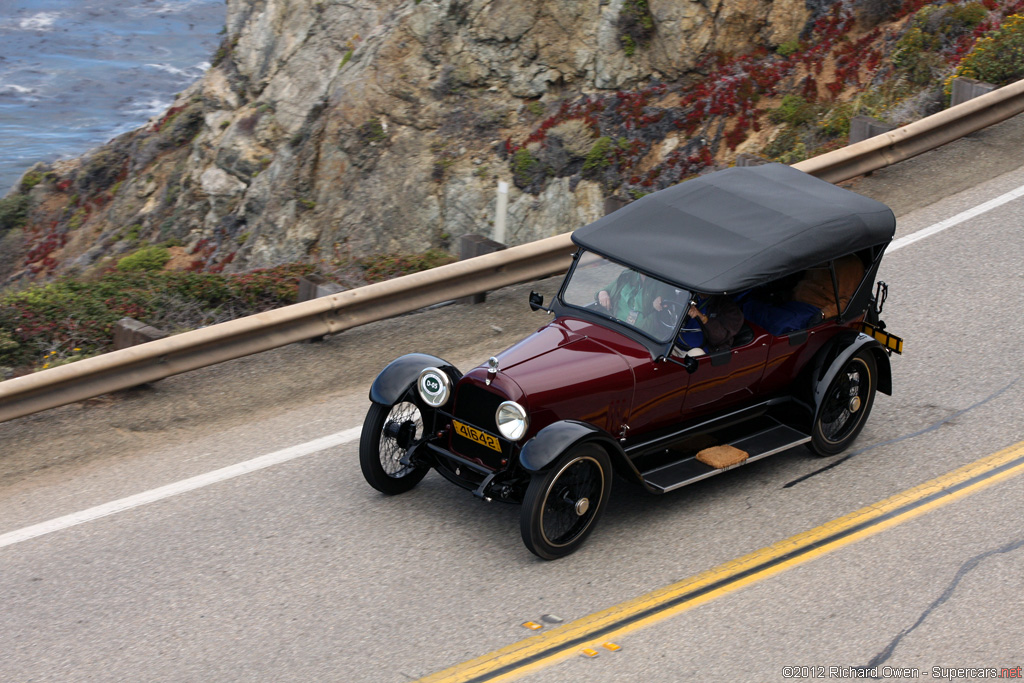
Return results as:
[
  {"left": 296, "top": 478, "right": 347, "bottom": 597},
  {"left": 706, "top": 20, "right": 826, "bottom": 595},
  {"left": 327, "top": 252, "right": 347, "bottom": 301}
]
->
[
  {"left": 888, "top": 183, "right": 1024, "bottom": 252},
  {"left": 0, "top": 427, "right": 361, "bottom": 550},
  {"left": 5, "top": 181, "right": 1024, "bottom": 551}
]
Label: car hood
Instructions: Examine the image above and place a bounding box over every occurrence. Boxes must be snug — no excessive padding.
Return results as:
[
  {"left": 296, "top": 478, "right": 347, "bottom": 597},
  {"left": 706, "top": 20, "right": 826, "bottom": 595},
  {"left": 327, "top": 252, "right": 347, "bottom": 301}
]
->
[{"left": 469, "top": 318, "right": 640, "bottom": 434}]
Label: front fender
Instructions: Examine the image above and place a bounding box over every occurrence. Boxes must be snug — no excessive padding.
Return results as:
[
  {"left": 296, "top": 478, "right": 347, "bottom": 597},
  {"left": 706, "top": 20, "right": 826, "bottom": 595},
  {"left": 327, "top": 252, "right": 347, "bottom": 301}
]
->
[
  {"left": 369, "top": 353, "right": 462, "bottom": 405},
  {"left": 812, "top": 334, "right": 892, "bottom": 414},
  {"left": 519, "top": 420, "right": 623, "bottom": 473}
]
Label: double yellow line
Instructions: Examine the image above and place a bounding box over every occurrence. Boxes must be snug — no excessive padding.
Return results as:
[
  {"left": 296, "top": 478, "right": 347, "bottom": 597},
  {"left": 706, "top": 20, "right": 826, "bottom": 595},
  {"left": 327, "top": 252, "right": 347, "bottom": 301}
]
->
[{"left": 419, "top": 440, "right": 1024, "bottom": 682}]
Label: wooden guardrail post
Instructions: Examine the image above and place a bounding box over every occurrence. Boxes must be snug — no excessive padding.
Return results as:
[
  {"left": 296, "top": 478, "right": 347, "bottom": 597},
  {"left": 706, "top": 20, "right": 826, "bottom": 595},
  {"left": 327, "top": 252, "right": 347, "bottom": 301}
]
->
[
  {"left": 735, "top": 154, "right": 771, "bottom": 167},
  {"left": 113, "top": 318, "right": 168, "bottom": 350},
  {"left": 459, "top": 234, "right": 506, "bottom": 304},
  {"left": 950, "top": 77, "right": 997, "bottom": 107},
  {"left": 298, "top": 275, "right": 347, "bottom": 341},
  {"left": 849, "top": 116, "right": 895, "bottom": 144}
]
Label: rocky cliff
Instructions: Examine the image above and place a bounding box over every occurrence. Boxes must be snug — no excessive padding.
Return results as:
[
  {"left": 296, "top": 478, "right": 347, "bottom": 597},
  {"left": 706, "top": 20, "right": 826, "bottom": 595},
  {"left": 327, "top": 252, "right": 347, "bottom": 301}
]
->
[{"left": 9, "top": 0, "right": 821, "bottom": 279}]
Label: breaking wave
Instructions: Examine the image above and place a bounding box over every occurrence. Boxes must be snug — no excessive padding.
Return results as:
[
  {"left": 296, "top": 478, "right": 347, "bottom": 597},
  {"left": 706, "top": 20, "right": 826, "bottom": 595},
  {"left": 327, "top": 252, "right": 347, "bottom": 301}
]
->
[{"left": 16, "top": 12, "right": 61, "bottom": 32}]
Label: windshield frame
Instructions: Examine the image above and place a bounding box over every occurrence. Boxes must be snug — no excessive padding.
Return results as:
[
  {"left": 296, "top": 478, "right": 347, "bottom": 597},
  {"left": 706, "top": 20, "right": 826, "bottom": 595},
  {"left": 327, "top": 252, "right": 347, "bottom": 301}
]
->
[{"left": 552, "top": 249, "right": 693, "bottom": 358}]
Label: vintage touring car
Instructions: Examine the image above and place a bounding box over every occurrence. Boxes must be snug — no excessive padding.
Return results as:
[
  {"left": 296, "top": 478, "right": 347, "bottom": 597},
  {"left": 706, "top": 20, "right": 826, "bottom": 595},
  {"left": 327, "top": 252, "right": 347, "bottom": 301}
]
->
[{"left": 360, "top": 163, "right": 903, "bottom": 559}]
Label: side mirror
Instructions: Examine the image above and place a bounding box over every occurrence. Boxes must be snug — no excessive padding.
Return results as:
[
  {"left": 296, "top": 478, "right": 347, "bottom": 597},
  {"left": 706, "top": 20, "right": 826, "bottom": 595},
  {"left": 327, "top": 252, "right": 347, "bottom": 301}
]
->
[
  {"left": 529, "top": 291, "right": 545, "bottom": 312},
  {"left": 658, "top": 353, "right": 699, "bottom": 373}
]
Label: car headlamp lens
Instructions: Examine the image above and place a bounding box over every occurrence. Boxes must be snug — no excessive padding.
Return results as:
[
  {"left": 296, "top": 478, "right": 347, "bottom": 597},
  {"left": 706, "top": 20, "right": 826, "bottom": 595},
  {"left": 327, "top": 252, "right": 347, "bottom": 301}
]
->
[
  {"left": 417, "top": 368, "right": 451, "bottom": 408},
  {"left": 495, "top": 401, "right": 529, "bottom": 441}
]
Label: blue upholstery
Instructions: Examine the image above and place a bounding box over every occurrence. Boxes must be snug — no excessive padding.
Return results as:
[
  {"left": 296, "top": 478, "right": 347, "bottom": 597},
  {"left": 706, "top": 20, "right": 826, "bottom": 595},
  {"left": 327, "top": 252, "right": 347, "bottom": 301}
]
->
[{"left": 741, "top": 299, "right": 822, "bottom": 336}]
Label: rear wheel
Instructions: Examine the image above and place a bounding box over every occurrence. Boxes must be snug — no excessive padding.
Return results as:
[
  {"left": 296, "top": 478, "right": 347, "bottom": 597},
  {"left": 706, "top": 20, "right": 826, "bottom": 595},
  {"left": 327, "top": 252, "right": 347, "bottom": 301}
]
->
[
  {"left": 520, "top": 443, "right": 612, "bottom": 560},
  {"left": 359, "top": 399, "right": 429, "bottom": 494},
  {"left": 809, "top": 350, "right": 877, "bottom": 456}
]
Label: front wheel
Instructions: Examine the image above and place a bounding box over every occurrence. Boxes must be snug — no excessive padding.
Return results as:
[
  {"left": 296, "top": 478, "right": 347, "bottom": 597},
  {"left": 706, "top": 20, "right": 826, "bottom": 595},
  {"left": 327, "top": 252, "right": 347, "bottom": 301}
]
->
[
  {"left": 808, "top": 350, "right": 877, "bottom": 456},
  {"left": 520, "top": 443, "right": 612, "bottom": 560},
  {"left": 359, "top": 399, "right": 429, "bottom": 494}
]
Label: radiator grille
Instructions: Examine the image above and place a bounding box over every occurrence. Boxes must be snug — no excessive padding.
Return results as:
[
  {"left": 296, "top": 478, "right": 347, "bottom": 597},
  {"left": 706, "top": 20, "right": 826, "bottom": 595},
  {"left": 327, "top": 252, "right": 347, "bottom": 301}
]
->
[
  {"left": 449, "top": 383, "right": 508, "bottom": 467},
  {"left": 453, "top": 383, "right": 503, "bottom": 432}
]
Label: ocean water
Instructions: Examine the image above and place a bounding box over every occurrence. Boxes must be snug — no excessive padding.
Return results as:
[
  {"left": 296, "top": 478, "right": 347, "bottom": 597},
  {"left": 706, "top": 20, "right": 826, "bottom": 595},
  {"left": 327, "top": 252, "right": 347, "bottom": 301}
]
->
[{"left": 0, "top": 0, "right": 225, "bottom": 193}]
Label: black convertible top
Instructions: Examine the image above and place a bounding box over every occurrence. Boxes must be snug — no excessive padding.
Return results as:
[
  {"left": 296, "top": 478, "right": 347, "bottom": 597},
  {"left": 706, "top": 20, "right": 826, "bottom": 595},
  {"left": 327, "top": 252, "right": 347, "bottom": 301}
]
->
[{"left": 572, "top": 163, "right": 896, "bottom": 294}]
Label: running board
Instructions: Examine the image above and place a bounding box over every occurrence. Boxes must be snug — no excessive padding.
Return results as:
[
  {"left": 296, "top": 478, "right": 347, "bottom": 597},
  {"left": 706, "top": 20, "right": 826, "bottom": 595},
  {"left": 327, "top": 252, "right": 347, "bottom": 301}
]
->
[{"left": 641, "top": 422, "right": 810, "bottom": 493}]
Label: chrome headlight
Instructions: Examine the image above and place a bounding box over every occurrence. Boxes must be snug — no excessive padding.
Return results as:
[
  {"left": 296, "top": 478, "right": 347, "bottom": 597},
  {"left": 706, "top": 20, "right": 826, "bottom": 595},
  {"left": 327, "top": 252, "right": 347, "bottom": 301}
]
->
[
  {"left": 496, "top": 401, "right": 529, "bottom": 441},
  {"left": 417, "top": 367, "right": 451, "bottom": 407}
]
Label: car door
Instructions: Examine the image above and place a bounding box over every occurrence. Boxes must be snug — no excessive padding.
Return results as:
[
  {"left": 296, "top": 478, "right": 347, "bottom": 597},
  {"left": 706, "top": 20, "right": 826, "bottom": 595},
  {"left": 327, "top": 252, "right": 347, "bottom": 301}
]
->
[
  {"left": 680, "top": 328, "right": 772, "bottom": 418},
  {"left": 626, "top": 355, "right": 692, "bottom": 435}
]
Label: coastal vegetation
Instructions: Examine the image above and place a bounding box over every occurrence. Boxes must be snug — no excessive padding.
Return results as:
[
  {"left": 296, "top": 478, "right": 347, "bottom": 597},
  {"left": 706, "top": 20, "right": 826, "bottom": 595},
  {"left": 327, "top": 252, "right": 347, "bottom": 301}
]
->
[
  {"left": 0, "top": 249, "right": 459, "bottom": 377},
  {"left": 505, "top": 1, "right": 1024, "bottom": 195}
]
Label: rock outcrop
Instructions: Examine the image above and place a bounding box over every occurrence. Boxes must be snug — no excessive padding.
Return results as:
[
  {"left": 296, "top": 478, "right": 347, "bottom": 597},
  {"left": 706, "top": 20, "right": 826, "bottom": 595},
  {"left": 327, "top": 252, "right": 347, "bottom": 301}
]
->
[{"left": 10, "top": 0, "right": 815, "bottom": 278}]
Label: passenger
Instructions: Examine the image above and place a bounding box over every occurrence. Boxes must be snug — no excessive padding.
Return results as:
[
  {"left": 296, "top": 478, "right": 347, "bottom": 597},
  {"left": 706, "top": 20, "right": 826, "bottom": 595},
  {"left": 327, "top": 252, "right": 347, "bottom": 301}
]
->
[
  {"left": 597, "top": 269, "right": 673, "bottom": 337},
  {"left": 677, "top": 294, "right": 745, "bottom": 354}
]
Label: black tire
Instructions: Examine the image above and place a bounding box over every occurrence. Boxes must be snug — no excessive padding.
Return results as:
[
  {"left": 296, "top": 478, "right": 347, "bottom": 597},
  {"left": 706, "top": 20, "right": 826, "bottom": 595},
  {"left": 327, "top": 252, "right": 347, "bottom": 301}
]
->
[
  {"left": 359, "top": 399, "right": 429, "bottom": 494},
  {"left": 520, "top": 443, "right": 612, "bottom": 560},
  {"left": 808, "top": 349, "right": 877, "bottom": 456}
]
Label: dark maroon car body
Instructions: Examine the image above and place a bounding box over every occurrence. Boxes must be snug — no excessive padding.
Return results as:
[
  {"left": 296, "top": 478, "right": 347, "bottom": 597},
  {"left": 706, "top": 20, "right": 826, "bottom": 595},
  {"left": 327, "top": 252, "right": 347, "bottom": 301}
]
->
[{"left": 360, "top": 164, "right": 904, "bottom": 559}]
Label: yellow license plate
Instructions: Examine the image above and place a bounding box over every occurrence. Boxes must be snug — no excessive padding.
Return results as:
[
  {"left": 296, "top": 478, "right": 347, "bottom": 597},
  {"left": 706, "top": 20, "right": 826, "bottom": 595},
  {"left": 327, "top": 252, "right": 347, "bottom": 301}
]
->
[
  {"left": 860, "top": 322, "right": 904, "bottom": 354},
  {"left": 453, "top": 420, "right": 502, "bottom": 453}
]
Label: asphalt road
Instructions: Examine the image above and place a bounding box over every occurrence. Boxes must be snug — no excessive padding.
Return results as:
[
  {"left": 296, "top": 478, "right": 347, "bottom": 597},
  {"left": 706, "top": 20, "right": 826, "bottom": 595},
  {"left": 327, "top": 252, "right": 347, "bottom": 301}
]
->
[{"left": 1, "top": 114, "right": 1023, "bottom": 682}]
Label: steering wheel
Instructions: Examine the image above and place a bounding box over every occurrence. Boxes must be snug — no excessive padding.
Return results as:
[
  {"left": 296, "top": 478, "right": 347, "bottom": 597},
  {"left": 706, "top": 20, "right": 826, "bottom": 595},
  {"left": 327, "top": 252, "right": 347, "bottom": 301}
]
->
[{"left": 656, "top": 299, "right": 688, "bottom": 332}]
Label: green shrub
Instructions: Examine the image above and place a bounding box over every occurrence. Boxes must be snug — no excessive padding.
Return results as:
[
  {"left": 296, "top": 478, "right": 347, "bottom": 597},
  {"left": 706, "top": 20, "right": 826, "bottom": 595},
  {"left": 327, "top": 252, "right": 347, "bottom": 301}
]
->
[
  {"left": 950, "top": 2, "right": 988, "bottom": 29},
  {"left": 583, "top": 137, "right": 614, "bottom": 173},
  {"left": 895, "top": 3, "right": 990, "bottom": 86},
  {"left": 358, "top": 118, "right": 388, "bottom": 144},
  {"left": 512, "top": 148, "right": 541, "bottom": 188},
  {"left": 117, "top": 246, "right": 171, "bottom": 272},
  {"left": 525, "top": 100, "right": 545, "bottom": 117},
  {"left": 76, "top": 148, "right": 127, "bottom": 195},
  {"left": 948, "top": 14, "right": 1024, "bottom": 94},
  {"left": 358, "top": 249, "right": 456, "bottom": 283},
  {"left": 0, "top": 329, "right": 18, "bottom": 354},
  {"left": 764, "top": 128, "right": 802, "bottom": 160},
  {"left": 776, "top": 40, "right": 801, "bottom": 57},
  {"left": 0, "top": 195, "right": 30, "bottom": 232},
  {"left": 618, "top": 0, "right": 656, "bottom": 55},
  {"left": 768, "top": 95, "right": 817, "bottom": 127},
  {"left": 621, "top": 35, "right": 637, "bottom": 57},
  {"left": 818, "top": 102, "right": 856, "bottom": 138},
  {"left": 20, "top": 170, "right": 45, "bottom": 192},
  {"left": 162, "top": 104, "right": 204, "bottom": 146},
  {"left": 0, "top": 264, "right": 315, "bottom": 370},
  {"left": 68, "top": 207, "right": 89, "bottom": 230},
  {"left": 211, "top": 37, "right": 237, "bottom": 67}
]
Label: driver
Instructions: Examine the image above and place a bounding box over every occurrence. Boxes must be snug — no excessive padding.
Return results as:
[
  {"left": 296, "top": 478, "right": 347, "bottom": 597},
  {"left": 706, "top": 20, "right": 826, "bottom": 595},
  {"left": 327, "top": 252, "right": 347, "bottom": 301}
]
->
[
  {"left": 677, "top": 294, "right": 744, "bottom": 353},
  {"left": 596, "top": 269, "right": 673, "bottom": 337}
]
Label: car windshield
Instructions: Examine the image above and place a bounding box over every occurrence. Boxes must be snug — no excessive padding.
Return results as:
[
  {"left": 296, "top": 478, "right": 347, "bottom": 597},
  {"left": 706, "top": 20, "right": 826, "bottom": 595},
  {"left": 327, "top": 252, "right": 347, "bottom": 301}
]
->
[{"left": 561, "top": 251, "right": 687, "bottom": 344}]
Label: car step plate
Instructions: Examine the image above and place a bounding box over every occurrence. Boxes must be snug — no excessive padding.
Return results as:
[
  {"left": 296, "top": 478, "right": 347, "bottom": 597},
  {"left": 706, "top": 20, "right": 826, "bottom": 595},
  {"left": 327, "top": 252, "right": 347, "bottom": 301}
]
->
[{"left": 642, "top": 422, "right": 810, "bottom": 493}]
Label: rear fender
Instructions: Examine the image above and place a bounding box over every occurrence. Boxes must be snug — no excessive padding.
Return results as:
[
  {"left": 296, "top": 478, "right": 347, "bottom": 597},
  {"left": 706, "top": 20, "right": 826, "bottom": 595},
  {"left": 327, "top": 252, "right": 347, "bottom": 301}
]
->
[
  {"left": 519, "top": 420, "right": 637, "bottom": 481},
  {"left": 812, "top": 334, "right": 892, "bottom": 414},
  {"left": 369, "top": 353, "right": 462, "bottom": 406}
]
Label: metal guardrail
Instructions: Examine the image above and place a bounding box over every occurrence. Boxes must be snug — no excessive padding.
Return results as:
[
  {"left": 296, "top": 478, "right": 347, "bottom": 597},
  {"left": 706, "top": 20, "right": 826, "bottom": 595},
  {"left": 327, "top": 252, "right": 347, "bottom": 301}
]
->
[
  {"left": 2, "top": 79, "right": 1023, "bottom": 424},
  {"left": 794, "top": 78, "right": 1024, "bottom": 181},
  {"left": 0, "top": 234, "right": 576, "bottom": 422}
]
